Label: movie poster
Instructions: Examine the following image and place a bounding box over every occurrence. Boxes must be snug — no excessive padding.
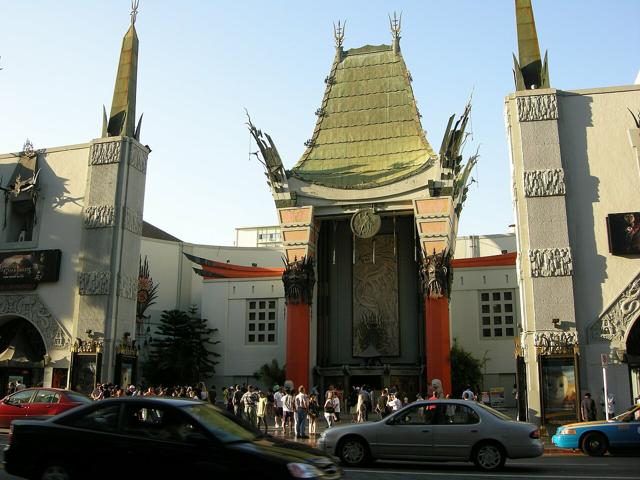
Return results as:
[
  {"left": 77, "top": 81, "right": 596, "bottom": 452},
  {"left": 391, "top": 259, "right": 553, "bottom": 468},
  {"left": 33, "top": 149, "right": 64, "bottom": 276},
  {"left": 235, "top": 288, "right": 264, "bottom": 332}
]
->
[{"left": 607, "top": 212, "right": 640, "bottom": 255}]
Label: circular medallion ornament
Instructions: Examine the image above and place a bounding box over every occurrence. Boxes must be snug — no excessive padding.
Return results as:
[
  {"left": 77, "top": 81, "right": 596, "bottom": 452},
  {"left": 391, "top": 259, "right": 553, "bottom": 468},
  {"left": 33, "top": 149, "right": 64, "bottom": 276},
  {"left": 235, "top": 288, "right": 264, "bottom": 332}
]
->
[{"left": 350, "top": 208, "right": 381, "bottom": 238}]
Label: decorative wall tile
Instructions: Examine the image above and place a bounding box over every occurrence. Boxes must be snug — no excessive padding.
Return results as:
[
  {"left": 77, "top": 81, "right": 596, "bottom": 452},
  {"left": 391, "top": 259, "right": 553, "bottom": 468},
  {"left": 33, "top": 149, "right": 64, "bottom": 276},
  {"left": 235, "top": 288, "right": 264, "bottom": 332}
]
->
[
  {"left": 517, "top": 94, "right": 558, "bottom": 122},
  {"left": 118, "top": 274, "right": 138, "bottom": 300},
  {"left": 83, "top": 205, "right": 116, "bottom": 229},
  {"left": 78, "top": 272, "right": 111, "bottom": 295},
  {"left": 129, "top": 144, "right": 148, "bottom": 174},
  {"left": 524, "top": 169, "right": 566, "bottom": 197},
  {"left": 528, "top": 247, "right": 573, "bottom": 277},
  {"left": 90, "top": 141, "right": 121, "bottom": 165},
  {"left": 124, "top": 208, "right": 143, "bottom": 235}
]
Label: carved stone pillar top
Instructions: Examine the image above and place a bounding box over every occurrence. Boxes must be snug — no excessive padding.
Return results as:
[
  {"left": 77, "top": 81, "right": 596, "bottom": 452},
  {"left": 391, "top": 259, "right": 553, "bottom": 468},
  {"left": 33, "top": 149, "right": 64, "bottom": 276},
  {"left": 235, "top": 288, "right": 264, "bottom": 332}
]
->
[
  {"left": 516, "top": 94, "right": 558, "bottom": 122},
  {"left": 533, "top": 329, "right": 579, "bottom": 356},
  {"left": 419, "top": 251, "right": 451, "bottom": 299},
  {"left": 282, "top": 256, "right": 315, "bottom": 305}
]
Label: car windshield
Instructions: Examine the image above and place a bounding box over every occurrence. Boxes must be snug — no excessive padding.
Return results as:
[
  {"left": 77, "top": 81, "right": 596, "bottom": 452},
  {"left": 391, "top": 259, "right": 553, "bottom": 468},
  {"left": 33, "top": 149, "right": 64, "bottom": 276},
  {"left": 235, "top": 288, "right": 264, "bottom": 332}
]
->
[
  {"left": 184, "top": 404, "right": 260, "bottom": 443},
  {"left": 612, "top": 404, "right": 640, "bottom": 422},
  {"left": 474, "top": 402, "right": 513, "bottom": 421}
]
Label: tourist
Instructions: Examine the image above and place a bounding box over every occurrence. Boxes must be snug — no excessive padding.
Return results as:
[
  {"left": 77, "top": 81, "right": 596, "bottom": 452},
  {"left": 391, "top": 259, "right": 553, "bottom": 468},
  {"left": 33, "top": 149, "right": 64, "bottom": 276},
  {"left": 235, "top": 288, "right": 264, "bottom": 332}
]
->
[
  {"left": 375, "top": 388, "right": 390, "bottom": 419},
  {"left": 273, "top": 385, "right": 284, "bottom": 428},
  {"left": 581, "top": 392, "right": 596, "bottom": 421},
  {"left": 308, "top": 394, "right": 319, "bottom": 436},
  {"left": 462, "top": 385, "right": 475, "bottom": 401},
  {"left": 356, "top": 392, "right": 367, "bottom": 423},
  {"left": 256, "top": 391, "right": 268, "bottom": 434},
  {"left": 387, "top": 393, "right": 402, "bottom": 412},
  {"left": 324, "top": 391, "right": 336, "bottom": 428},
  {"left": 282, "top": 388, "right": 295, "bottom": 433},
  {"left": 242, "top": 385, "right": 259, "bottom": 425},
  {"left": 294, "top": 385, "right": 309, "bottom": 439}
]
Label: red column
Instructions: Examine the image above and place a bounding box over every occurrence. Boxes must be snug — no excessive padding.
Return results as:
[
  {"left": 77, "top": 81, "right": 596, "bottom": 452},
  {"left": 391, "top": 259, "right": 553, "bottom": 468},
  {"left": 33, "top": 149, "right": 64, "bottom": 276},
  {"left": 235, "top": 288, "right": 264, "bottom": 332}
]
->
[
  {"left": 285, "top": 302, "right": 310, "bottom": 389},
  {"left": 425, "top": 297, "right": 452, "bottom": 396}
]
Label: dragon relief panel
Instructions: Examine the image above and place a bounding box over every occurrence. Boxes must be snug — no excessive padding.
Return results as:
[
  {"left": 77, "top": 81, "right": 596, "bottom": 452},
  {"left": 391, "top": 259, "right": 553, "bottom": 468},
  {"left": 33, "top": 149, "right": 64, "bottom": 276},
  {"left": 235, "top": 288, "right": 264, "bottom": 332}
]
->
[{"left": 353, "top": 235, "right": 399, "bottom": 357}]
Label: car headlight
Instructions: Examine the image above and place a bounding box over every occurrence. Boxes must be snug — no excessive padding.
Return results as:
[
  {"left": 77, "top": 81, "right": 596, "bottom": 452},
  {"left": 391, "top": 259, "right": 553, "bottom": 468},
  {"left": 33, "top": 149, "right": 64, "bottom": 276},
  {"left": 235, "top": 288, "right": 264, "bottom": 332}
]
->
[
  {"left": 560, "top": 428, "right": 576, "bottom": 435},
  {"left": 287, "top": 463, "right": 324, "bottom": 479}
]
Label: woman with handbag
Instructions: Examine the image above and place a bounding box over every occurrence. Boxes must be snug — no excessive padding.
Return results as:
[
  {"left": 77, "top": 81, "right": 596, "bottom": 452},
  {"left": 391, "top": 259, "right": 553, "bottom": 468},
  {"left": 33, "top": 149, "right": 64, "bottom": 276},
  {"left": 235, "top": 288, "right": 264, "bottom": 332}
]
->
[{"left": 324, "top": 391, "right": 336, "bottom": 428}]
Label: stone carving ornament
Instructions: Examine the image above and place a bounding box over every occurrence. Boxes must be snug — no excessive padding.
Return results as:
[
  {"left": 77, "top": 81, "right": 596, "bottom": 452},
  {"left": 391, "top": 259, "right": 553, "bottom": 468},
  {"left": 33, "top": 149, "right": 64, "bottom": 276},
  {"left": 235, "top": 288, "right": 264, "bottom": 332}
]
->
[
  {"left": 589, "top": 271, "right": 640, "bottom": 344},
  {"left": 524, "top": 169, "right": 566, "bottom": 197},
  {"left": 419, "top": 251, "right": 451, "bottom": 299},
  {"left": 78, "top": 271, "right": 111, "bottom": 295},
  {"left": 118, "top": 274, "right": 139, "bottom": 300},
  {"left": 84, "top": 205, "right": 116, "bottom": 229},
  {"left": 0, "top": 294, "right": 71, "bottom": 351},
  {"left": 282, "top": 256, "right": 315, "bottom": 305},
  {"left": 90, "top": 141, "right": 121, "bottom": 165},
  {"left": 528, "top": 248, "right": 573, "bottom": 277},
  {"left": 517, "top": 94, "right": 558, "bottom": 122},
  {"left": 124, "top": 208, "right": 143, "bottom": 235},
  {"left": 129, "top": 143, "right": 148, "bottom": 174},
  {"left": 350, "top": 208, "right": 381, "bottom": 239},
  {"left": 534, "top": 330, "right": 579, "bottom": 356}
]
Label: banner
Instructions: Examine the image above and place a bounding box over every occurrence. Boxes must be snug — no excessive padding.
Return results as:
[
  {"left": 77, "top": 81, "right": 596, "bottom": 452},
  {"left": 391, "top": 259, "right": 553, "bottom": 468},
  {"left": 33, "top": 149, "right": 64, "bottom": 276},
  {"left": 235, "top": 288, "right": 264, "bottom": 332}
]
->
[{"left": 0, "top": 250, "right": 61, "bottom": 290}]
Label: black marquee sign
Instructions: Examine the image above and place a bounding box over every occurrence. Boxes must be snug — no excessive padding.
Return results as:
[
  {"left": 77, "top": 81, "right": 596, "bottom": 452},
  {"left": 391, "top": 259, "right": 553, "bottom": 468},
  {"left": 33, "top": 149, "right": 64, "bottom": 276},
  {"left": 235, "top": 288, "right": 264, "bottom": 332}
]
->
[{"left": 0, "top": 249, "right": 61, "bottom": 290}]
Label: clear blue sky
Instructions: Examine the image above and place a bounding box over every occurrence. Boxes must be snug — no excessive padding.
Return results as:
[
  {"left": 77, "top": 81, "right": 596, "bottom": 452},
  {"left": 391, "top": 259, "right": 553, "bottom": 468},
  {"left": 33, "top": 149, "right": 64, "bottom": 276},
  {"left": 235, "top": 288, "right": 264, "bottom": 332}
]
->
[{"left": 1, "top": 1, "right": 638, "bottom": 246}]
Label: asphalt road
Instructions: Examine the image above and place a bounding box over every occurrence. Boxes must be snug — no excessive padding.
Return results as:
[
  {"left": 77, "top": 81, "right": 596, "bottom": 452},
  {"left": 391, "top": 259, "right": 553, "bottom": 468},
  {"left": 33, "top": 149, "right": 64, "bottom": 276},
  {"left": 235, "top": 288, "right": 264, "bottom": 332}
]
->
[{"left": 0, "top": 432, "right": 637, "bottom": 480}]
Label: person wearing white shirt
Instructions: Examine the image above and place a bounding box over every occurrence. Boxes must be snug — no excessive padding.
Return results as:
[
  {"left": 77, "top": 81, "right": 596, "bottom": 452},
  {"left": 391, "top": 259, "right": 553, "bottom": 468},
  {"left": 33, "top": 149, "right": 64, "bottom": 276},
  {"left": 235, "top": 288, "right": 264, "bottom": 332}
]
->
[
  {"left": 294, "top": 386, "right": 309, "bottom": 439},
  {"left": 387, "top": 393, "right": 402, "bottom": 412},
  {"left": 273, "top": 387, "right": 284, "bottom": 428}
]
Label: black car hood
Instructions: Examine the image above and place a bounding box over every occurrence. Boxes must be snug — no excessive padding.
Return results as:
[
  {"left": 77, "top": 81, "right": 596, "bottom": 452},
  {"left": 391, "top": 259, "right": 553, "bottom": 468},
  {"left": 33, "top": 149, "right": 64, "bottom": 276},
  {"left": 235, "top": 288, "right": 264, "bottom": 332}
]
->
[{"left": 228, "top": 435, "right": 327, "bottom": 464}]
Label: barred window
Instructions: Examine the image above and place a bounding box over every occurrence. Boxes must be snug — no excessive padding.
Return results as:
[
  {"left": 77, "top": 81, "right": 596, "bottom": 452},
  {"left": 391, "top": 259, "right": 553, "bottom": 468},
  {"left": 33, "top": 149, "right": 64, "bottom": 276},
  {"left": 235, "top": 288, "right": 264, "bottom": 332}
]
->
[
  {"left": 247, "top": 299, "right": 277, "bottom": 344},
  {"left": 480, "top": 290, "right": 516, "bottom": 338}
]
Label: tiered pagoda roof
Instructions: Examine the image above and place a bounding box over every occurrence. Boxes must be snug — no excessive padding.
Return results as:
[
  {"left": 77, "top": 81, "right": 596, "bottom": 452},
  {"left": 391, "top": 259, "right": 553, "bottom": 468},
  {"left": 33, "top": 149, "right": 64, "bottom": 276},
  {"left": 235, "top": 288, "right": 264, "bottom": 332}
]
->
[{"left": 290, "top": 41, "right": 436, "bottom": 189}]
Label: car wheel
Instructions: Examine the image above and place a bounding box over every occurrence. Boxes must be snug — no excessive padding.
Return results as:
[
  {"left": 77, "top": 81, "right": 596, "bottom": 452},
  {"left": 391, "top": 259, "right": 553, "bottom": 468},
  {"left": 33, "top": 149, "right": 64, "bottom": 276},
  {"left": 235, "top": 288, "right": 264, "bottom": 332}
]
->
[
  {"left": 473, "top": 442, "right": 506, "bottom": 471},
  {"left": 582, "top": 432, "right": 608, "bottom": 456},
  {"left": 338, "top": 436, "right": 370, "bottom": 467},
  {"left": 40, "top": 464, "right": 72, "bottom": 480}
]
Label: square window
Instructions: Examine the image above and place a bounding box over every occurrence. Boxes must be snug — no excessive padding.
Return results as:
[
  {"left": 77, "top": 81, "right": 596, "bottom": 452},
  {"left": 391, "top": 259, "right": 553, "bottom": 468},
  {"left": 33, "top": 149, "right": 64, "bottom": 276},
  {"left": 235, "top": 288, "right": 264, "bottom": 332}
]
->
[
  {"left": 249, "top": 301, "right": 256, "bottom": 309},
  {"left": 482, "top": 317, "right": 490, "bottom": 326},
  {"left": 268, "top": 334, "right": 275, "bottom": 342},
  {"left": 505, "top": 316, "right": 514, "bottom": 324},
  {"left": 504, "top": 292, "right": 512, "bottom": 300},
  {"left": 268, "top": 312, "right": 275, "bottom": 320},
  {"left": 268, "top": 301, "right": 276, "bottom": 309},
  {"left": 258, "top": 334, "right": 265, "bottom": 342},
  {"left": 481, "top": 305, "right": 490, "bottom": 314},
  {"left": 494, "top": 316, "right": 502, "bottom": 325},
  {"left": 249, "top": 312, "right": 255, "bottom": 320},
  {"left": 492, "top": 292, "right": 501, "bottom": 301},
  {"left": 494, "top": 328, "right": 503, "bottom": 337},
  {"left": 258, "top": 324, "right": 265, "bottom": 331},
  {"left": 259, "top": 301, "right": 266, "bottom": 309},
  {"left": 481, "top": 293, "right": 489, "bottom": 301},
  {"left": 248, "top": 334, "right": 255, "bottom": 342},
  {"left": 268, "top": 323, "right": 275, "bottom": 331},
  {"left": 506, "top": 328, "right": 514, "bottom": 336},
  {"left": 482, "top": 328, "right": 491, "bottom": 337},
  {"left": 259, "top": 312, "right": 265, "bottom": 320},
  {"left": 249, "top": 324, "right": 255, "bottom": 331},
  {"left": 505, "top": 304, "right": 513, "bottom": 313},
  {"left": 493, "top": 304, "right": 501, "bottom": 313}
]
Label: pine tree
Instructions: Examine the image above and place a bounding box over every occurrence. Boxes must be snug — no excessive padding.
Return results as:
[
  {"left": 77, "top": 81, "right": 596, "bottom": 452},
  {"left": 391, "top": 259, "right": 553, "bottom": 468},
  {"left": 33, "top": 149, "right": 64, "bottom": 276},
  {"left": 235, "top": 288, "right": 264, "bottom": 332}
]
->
[{"left": 144, "top": 306, "right": 220, "bottom": 386}]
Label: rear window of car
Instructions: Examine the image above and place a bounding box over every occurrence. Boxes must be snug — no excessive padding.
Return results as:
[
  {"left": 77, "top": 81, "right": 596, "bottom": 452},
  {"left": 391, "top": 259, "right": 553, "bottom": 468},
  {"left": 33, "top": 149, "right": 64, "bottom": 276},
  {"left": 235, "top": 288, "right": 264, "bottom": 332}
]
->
[
  {"left": 65, "top": 392, "right": 92, "bottom": 404},
  {"left": 475, "top": 402, "right": 513, "bottom": 421},
  {"left": 184, "top": 404, "right": 259, "bottom": 443}
]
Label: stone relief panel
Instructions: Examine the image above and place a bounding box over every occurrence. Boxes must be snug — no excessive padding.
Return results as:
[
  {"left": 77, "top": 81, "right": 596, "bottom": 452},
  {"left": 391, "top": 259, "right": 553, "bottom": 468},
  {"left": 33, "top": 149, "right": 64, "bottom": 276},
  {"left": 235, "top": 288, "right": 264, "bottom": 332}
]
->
[
  {"left": 0, "top": 295, "right": 71, "bottom": 351},
  {"left": 353, "top": 235, "right": 399, "bottom": 357},
  {"left": 90, "top": 141, "right": 121, "bottom": 165},
  {"left": 589, "top": 271, "right": 640, "bottom": 344},
  {"left": 118, "top": 274, "right": 138, "bottom": 300},
  {"left": 78, "top": 271, "right": 111, "bottom": 295},
  {"left": 129, "top": 144, "right": 148, "bottom": 174},
  {"left": 84, "top": 205, "right": 116, "bottom": 229},
  {"left": 529, "top": 248, "right": 573, "bottom": 277},
  {"left": 524, "top": 169, "right": 566, "bottom": 197},
  {"left": 124, "top": 208, "right": 143, "bottom": 235},
  {"left": 517, "top": 94, "right": 558, "bottom": 122}
]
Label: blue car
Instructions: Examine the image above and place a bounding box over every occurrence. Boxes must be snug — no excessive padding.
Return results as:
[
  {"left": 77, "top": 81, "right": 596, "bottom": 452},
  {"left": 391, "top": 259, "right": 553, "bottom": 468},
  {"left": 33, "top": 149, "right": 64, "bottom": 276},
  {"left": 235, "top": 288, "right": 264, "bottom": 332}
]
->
[{"left": 552, "top": 404, "right": 640, "bottom": 456}]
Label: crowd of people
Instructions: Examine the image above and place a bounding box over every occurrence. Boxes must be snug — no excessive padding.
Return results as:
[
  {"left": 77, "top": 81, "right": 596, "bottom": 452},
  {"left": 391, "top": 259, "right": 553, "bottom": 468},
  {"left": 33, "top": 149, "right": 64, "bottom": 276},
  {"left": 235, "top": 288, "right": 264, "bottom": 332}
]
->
[{"left": 90, "top": 381, "right": 216, "bottom": 402}]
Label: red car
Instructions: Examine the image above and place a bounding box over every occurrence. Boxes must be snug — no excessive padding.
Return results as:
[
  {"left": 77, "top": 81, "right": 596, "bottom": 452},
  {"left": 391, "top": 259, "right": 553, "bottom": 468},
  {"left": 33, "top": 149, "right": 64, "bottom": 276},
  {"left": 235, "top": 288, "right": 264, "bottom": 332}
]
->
[{"left": 0, "top": 388, "right": 91, "bottom": 428}]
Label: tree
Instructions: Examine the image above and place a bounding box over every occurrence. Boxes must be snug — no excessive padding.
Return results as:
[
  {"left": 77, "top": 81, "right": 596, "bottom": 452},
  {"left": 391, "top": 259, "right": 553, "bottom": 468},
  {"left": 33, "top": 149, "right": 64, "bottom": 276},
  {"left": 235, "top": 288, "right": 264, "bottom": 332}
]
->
[
  {"left": 253, "top": 359, "right": 285, "bottom": 389},
  {"left": 450, "top": 339, "right": 483, "bottom": 399},
  {"left": 144, "top": 306, "right": 220, "bottom": 386}
]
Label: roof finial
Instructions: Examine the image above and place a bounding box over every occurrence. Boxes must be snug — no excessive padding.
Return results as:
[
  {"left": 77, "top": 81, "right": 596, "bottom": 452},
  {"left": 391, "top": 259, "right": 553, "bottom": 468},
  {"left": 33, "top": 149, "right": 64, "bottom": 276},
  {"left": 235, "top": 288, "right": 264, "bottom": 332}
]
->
[
  {"left": 389, "top": 12, "right": 402, "bottom": 54},
  {"left": 131, "top": 0, "right": 140, "bottom": 25},
  {"left": 513, "top": 0, "right": 549, "bottom": 90},
  {"left": 333, "top": 20, "right": 345, "bottom": 49}
]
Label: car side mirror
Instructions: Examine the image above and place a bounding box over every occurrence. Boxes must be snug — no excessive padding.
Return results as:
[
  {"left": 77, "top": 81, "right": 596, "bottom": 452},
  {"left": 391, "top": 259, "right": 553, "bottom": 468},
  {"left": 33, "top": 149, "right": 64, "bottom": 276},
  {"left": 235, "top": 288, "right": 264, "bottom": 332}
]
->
[{"left": 185, "top": 432, "right": 210, "bottom": 446}]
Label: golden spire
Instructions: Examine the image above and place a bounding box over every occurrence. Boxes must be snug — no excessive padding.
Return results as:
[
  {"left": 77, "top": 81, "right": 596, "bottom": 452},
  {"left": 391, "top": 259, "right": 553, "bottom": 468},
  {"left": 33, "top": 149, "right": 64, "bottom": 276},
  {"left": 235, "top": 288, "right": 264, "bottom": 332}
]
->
[
  {"left": 105, "top": 1, "right": 140, "bottom": 138},
  {"left": 513, "top": 0, "right": 549, "bottom": 90},
  {"left": 389, "top": 12, "right": 402, "bottom": 54},
  {"left": 333, "top": 20, "right": 345, "bottom": 50}
]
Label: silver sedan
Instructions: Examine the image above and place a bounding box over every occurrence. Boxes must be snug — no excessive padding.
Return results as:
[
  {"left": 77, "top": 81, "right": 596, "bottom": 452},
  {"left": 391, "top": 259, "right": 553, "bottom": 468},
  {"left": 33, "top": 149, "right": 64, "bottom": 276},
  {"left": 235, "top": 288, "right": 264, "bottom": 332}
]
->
[{"left": 317, "top": 399, "right": 543, "bottom": 471}]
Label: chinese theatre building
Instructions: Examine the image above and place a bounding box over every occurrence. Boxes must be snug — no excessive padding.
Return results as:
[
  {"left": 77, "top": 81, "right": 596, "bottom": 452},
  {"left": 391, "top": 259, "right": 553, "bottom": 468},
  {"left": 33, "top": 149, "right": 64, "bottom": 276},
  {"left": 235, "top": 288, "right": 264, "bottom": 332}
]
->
[
  {"left": 249, "top": 17, "right": 477, "bottom": 396},
  {"left": 0, "top": 9, "right": 149, "bottom": 395},
  {"left": 507, "top": 0, "right": 640, "bottom": 428}
]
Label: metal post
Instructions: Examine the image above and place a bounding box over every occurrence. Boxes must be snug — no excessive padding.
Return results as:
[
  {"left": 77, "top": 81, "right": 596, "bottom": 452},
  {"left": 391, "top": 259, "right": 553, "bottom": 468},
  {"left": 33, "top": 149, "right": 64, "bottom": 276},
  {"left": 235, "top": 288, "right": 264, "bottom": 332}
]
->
[{"left": 601, "top": 353, "right": 609, "bottom": 421}]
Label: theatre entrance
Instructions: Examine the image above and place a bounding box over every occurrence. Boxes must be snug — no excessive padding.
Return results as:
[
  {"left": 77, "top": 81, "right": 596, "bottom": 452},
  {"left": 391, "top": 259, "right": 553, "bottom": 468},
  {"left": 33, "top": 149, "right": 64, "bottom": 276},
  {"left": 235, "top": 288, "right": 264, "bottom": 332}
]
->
[{"left": 0, "top": 316, "right": 46, "bottom": 397}]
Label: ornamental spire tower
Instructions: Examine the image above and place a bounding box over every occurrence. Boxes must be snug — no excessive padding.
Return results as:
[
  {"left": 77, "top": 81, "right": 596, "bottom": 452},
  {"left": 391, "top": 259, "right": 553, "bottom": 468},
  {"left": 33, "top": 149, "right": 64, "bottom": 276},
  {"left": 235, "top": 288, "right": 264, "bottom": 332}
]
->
[
  {"left": 104, "top": 0, "right": 141, "bottom": 139},
  {"left": 513, "top": 0, "right": 549, "bottom": 90}
]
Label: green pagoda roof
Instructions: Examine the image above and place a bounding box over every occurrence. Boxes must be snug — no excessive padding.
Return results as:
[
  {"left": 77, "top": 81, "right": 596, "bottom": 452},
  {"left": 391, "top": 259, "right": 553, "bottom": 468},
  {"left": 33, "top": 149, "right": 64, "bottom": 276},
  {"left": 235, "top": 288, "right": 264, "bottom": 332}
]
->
[{"left": 290, "top": 43, "right": 436, "bottom": 189}]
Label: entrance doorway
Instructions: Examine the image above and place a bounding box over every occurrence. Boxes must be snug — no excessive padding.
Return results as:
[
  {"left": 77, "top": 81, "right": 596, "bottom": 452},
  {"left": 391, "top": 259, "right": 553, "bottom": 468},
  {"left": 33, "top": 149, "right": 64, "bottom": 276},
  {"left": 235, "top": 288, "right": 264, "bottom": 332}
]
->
[
  {"left": 626, "top": 316, "right": 640, "bottom": 403},
  {"left": 0, "top": 316, "right": 46, "bottom": 397}
]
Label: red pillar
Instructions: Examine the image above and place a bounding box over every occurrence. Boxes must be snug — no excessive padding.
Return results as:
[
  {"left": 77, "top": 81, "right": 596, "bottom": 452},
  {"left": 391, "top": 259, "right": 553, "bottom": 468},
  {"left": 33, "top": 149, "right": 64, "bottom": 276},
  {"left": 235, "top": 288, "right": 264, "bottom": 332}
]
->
[
  {"left": 285, "top": 302, "right": 310, "bottom": 389},
  {"left": 425, "top": 297, "right": 452, "bottom": 396}
]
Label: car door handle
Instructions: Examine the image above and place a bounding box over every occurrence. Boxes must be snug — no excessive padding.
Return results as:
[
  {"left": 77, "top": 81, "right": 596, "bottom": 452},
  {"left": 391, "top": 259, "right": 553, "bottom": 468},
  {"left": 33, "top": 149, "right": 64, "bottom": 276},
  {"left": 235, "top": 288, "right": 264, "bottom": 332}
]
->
[
  {"left": 422, "top": 429, "right": 430, "bottom": 433},
  {"left": 470, "top": 429, "right": 479, "bottom": 433}
]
